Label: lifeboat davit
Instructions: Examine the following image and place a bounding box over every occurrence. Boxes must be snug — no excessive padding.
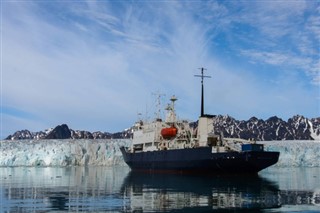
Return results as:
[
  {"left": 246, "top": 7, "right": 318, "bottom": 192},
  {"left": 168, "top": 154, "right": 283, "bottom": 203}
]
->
[{"left": 161, "top": 127, "right": 177, "bottom": 139}]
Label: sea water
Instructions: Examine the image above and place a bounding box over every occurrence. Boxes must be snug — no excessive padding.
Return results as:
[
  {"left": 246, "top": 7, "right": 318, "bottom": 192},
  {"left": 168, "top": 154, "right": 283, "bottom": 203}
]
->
[{"left": 0, "top": 166, "right": 319, "bottom": 212}]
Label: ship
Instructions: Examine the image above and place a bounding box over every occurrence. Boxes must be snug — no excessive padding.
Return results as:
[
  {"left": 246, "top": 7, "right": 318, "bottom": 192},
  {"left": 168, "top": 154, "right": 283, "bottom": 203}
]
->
[{"left": 120, "top": 68, "right": 280, "bottom": 174}]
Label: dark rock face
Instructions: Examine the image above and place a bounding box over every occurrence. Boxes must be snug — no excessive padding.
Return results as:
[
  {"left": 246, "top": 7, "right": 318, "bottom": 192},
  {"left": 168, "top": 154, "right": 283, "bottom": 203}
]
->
[
  {"left": 311, "top": 118, "right": 320, "bottom": 136},
  {"left": 4, "top": 115, "right": 320, "bottom": 141},
  {"left": 287, "top": 115, "right": 313, "bottom": 140},
  {"left": 45, "top": 124, "right": 71, "bottom": 139}
]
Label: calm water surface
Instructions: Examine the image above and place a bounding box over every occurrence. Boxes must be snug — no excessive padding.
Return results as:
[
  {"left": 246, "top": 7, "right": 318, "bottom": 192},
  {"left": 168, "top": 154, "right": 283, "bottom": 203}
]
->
[{"left": 0, "top": 166, "right": 319, "bottom": 212}]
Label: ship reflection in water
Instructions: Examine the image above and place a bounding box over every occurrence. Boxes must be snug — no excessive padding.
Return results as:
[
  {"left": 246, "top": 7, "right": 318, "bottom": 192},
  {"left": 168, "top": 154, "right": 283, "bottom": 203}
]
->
[
  {"left": 1, "top": 167, "right": 319, "bottom": 212},
  {"left": 121, "top": 172, "right": 281, "bottom": 212}
]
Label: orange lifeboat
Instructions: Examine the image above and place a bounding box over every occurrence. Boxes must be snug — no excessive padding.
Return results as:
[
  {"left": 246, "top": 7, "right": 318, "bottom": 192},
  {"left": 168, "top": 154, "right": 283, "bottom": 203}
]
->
[{"left": 161, "top": 127, "right": 177, "bottom": 139}]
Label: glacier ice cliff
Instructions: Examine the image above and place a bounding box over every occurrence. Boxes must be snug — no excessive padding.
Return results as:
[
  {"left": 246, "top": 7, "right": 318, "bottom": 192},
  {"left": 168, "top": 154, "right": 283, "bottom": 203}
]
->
[
  {"left": 0, "top": 139, "right": 319, "bottom": 167},
  {"left": 0, "top": 139, "right": 130, "bottom": 167},
  {"left": 262, "top": 140, "right": 320, "bottom": 167}
]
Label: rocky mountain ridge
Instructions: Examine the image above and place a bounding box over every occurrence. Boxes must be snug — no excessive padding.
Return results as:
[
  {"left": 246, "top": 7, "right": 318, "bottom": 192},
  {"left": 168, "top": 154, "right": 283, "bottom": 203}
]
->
[
  {"left": 4, "top": 115, "right": 320, "bottom": 141},
  {"left": 212, "top": 115, "right": 320, "bottom": 141},
  {"left": 5, "top": 124, "right": 131, "bottom": 140}
]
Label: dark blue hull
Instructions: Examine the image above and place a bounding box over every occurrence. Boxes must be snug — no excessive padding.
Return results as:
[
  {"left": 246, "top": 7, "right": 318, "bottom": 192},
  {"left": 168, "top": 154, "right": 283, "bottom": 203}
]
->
[{"left": 120, "top": 147, "right": 280, "bottom": 174}]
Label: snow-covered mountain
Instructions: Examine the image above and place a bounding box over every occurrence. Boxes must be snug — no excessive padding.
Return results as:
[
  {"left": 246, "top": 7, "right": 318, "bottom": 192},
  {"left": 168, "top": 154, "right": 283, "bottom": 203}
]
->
[
  {"left": 4, "top": 115, "right": 320, "bottom": 141},
  {"left": 212, "top": 115, "right": 320, "bottom": 141},
  {"left": 5, "top": 124, "right": 126, "bottom": 140}
]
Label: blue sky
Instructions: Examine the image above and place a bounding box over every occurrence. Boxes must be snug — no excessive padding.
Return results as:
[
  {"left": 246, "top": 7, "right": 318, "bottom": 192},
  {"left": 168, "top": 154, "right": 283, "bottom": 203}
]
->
[{"left": 1, "top": 0, "right": 319, "bottom": 139}]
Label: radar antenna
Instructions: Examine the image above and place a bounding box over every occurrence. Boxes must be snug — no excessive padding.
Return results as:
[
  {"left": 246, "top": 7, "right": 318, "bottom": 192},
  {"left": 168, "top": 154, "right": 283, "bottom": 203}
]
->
[{"left": 194, "top": 67, "right": 211, "bottom": 117}]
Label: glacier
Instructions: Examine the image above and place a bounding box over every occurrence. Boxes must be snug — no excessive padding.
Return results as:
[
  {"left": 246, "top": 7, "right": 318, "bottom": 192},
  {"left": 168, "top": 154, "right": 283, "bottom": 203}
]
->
[
  {"left": 0, "top": 139, "right": 130, "bottom": 167},
  {"left": 0, "top": 139, "right": 319, "bottom": 167},
  {"left": 261, "top": 140, "right": 320, "bottom": 167}
]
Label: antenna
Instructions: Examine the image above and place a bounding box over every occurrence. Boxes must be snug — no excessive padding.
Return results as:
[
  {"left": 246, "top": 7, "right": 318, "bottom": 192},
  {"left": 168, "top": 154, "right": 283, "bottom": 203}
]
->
[
  {"left": 194, "top": 67, "right": 211, "bottom": 117},
  {"left": 137, "top": 112, "right": 142, "bottom": 121},
  {"left": 152, "top": 91, "right": 165, "bottom": 120}
]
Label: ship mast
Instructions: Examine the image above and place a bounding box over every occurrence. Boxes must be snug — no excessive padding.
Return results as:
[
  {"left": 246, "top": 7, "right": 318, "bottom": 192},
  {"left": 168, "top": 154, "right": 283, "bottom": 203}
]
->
[
  {"left": 194, "top": 68, "right": 211, "bottom": 117},
  {"left": 152, "top": 91, "right": 165, "bottom": 120}
]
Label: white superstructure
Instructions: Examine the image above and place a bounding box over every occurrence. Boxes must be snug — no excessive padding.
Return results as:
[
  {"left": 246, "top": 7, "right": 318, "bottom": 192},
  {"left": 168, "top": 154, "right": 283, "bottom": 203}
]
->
[{"left": 130, "top": 95, "right": 256, "bottom": 154}]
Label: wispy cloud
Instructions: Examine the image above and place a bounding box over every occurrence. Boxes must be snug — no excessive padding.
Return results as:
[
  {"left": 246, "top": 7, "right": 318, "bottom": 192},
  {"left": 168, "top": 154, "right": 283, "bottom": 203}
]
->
[
  {"left": 1, "top": 0, "right": 319, "bottom": 138},
  {"left": 212, "top": 0, "right": 320, "bottom": 84}
]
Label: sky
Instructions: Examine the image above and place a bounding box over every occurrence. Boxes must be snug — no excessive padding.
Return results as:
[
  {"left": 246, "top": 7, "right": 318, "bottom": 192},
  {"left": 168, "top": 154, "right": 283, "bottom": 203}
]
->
[{"left": 1, "top": 0, "right": 319, "bottom": 139}]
